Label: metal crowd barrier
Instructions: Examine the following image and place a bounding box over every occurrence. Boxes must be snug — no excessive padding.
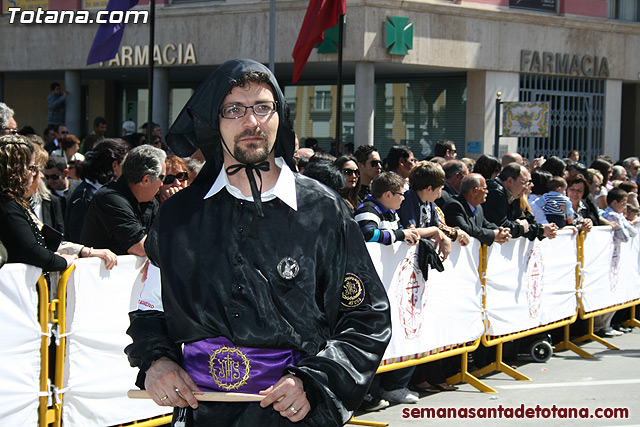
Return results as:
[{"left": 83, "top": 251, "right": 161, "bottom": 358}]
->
[
  {"left": 552, "top": 231, "right": 593, "bottom": 358},
  {"left": 364, "top": 228, "right": 640, "bottom": 406},
  {"left": 562, "top": 229, "right": 640, "bottom": 355},
  {"left": 472, "top": 237, "right": 579, "bottom": 390},
  {"left": 8, "top": 227, "right": 635, "bottom": 426},
  {"left": 37, "top": 274, "right": 55, "bottom": 427},
  {"left": 35, "top": 265, "right": 172, "bottom": 427}
]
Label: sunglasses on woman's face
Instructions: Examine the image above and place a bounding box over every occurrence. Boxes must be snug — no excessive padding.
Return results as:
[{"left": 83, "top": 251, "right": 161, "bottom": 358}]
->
[
  {"left": 341, "top": 169, "right": 360, "bottom": 177},
  {"left": 163, "top": 172, "right": 188, "bottom": 185}
]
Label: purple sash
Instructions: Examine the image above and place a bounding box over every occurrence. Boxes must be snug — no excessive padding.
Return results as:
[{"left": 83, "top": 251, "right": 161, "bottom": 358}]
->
[{"left": 183, "top": 337, "right": 303, "bottom": 394}]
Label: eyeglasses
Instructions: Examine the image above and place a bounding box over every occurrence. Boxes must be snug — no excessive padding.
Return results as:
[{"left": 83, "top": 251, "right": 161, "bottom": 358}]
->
[
  {"left": 44, "top": 173, "right": 60, "bottom": 180},
  {"left": 219, "top": 101, "right": 278, "bottom": 119},
  {"left": 28, "top": 165, "right": 39, "bottom": 174},
  {"left": 392, "top": 191, "right": 405, "bottom": 197},
  {"left": 157, "top": 174, "right": 166, "bottom": 182},
  {"left": 369, "top": 160, "right": 382, "bottom": 167},
  {"left": 163, "top": 172, "right": 188, "bottom": 185},
  {"left": 341, "top": 169, "right": 360, "bottom": 177},
  {"left": 2, "top": 128, "right": 18, "bottom": 135},
  {"left": 59, "top": 131, "right": 69, "bottom": 135}
]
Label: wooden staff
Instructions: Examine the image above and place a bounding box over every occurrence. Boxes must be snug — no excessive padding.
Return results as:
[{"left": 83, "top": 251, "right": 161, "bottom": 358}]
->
[{"left": 127, "top": 390, "right": 264, "bottom": 402}]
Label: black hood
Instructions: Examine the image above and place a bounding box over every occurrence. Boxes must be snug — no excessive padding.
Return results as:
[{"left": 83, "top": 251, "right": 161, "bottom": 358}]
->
[{"left": 166, "top": 59, "right": 296, "bottom": 179}]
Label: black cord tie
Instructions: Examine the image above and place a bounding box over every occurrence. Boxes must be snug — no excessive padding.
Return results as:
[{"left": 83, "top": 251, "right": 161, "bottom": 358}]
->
[{"left": 226, "top": 161, "right": 270, "bottom": 217}]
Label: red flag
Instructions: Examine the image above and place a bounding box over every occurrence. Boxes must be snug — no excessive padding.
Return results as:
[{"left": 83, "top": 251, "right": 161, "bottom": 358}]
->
[{"left": 292, "top": 0, "right": 346, "bottom": 83}]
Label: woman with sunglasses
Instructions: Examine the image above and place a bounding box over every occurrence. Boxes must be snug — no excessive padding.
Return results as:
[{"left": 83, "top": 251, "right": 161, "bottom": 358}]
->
[
  {"left": 157, "top": 155, "right": 189, "bottom": 204},
  {"left": 0, "top": 134, "right": 116, "bottom": 272},
  {"left": 333, "top": 155, "right": 361, "bottom": 212}
]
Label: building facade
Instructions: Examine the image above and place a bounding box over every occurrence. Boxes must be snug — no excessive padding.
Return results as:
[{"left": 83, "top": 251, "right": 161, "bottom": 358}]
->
[{"left": 1, "top": 0, "right": 639, "bottom": 163}]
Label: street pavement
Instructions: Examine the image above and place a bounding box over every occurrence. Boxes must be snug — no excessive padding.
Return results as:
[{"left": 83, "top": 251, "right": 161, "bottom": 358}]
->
[{"left": 352, "top": 329, "right": 640, "bottom": 426}]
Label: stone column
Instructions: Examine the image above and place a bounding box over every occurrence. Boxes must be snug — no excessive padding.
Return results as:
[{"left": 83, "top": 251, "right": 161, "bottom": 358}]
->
[
  {"left": 604, "top": 79, "right": 622, "bottom": 162},
  {"left": 354, "top": 62, "right": 375, "bottom": 149},
  {"left": 466, "top": 70, "right": 519, "bottom": 158},
  {"left": 64, "top": 70, "right": 81, "bottom": 135},
  {"left": 153, "top": 67, "right": 170, "bottom": 139}
]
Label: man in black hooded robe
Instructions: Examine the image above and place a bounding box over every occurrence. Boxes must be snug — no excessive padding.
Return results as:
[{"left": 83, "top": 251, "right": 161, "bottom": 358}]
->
[{"left": 124, "top": 59, "right": 392, "bottom": 426}]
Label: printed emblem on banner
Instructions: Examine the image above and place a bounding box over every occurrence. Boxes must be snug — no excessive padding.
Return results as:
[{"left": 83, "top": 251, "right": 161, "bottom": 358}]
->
[
  {"left": 341, "top": 273, "right": 365, "bottom": 307},
  {"left": 393, "top": 250, "right": 427, "bottom": 339},
  {"left": 609, "top": 240, "right": 620, "bottom": 291},
  {"left": 209, "top": 346, "right": 251, "bottom": 390},
  {"left": 526, "top": 246, "right": 544, "bottom": 318},
  {"left": 277, "top": 257, "right": 299, "bottom": 280}
]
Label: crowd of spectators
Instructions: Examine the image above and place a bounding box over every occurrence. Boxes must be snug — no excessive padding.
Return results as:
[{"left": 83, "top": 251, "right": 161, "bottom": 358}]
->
[
  {"left": 2, "top": 93, "right": 639, "bottom": 414},
  {"left": 0, "top": 99, "right": 201, "bottom": 278},
  {"left": 296, "top": 139, "right": 640, "bottom": 411}
]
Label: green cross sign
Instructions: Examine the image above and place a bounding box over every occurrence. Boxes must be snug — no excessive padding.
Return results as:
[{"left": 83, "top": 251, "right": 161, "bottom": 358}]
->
[
  {"left": 386, "top": 16, "right": 413, "bottom": 55},
  {"left": 316, "top": 24, "right": 340, "bottom": 54}
]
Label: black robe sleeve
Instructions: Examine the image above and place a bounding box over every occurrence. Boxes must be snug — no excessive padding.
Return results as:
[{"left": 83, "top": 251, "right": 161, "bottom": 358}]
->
[{"left": 283, "top": 199, "right": 391, "bottom": 425}]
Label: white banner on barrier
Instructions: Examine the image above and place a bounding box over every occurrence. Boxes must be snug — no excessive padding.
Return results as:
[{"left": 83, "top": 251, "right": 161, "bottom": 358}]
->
[
  {"left": 0, "top": 264, "right": 42, "bottom": 427},
  {"left": 367, "top": 240, "right": 484, "bottom": 362},
  {"left": 582, "top": 226, "right": 640, "bottom": 313},
  {"left": 62, "top": 256, "right": 170, "bottom": 427},
  {"left": 485, "top": 230, "right": 577, "bottom": 336}
]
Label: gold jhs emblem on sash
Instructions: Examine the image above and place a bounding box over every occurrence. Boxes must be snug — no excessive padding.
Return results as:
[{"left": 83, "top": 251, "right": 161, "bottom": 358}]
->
[{"left": 209, "top": 346, "right": 251, "bottom": 390}]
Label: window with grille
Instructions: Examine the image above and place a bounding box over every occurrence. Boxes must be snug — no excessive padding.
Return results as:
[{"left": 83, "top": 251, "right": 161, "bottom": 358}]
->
[
  {"left": 373, "top": 76, "right": 467, "bottom": 161},
  {"left": 518, "top": 74, "right": 605, "bottom": 166}
]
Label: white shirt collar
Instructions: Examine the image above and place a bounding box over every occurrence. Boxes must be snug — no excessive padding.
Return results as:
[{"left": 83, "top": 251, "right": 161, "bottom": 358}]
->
[
  {"left": 84, "top": 178, "right": 103, "bottom": 190},
  {"left": 204, "top": 156, "right": 297, "bottom": 211}
]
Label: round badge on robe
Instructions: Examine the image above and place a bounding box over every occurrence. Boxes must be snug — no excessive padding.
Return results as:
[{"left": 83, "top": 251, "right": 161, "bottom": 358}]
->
[
  {"left": 277, "top": 257, "right": 299, "bottom": 280},
  {"left": 341, "top": 273, "right": 365, "bottom": 308}
]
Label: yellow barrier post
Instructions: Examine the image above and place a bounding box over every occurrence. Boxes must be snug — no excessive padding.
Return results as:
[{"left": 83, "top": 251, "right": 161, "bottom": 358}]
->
[
  {"left": 477, "top": 316, "right": 578, "bottom": 384},
  {"left": 117, "top": 414, "right": 174, "bottom": 426},
  {"left": 471, "top": 242, "right": 583, "bottom": 387},
  {"left": 569, "top": 298, "right": 640, "bottom": 351},
  {"left": 446, "top": 340, "right": 498, "bottom": 394},
  {"left": 623, "top": 304, "right": 640, "bottom": 329},
  {"left": 446, "top": 244, "right": 498, "bottom": 394},
  {"left": 37, "top": 275, "right": 56, "bottom": 427},
  {"left": 554, "top": 231, "right": 595, "bottom": 358},
  {"left": 349, "top": 340, "right": 484, "bottom": 425},
  {"left": 49, "top": 265, "right": 75, "bottom": 427},
  {"left": 554, "top": 323, "right": 594, "bottom": 359},
  {"left": 467, "top": 243, "right": 531, "bottom": 386},
  {"left": 571, "top": 315, "right": 620, "bottom": 350},
  {"left": 347, "top": 419, "right": 389, "bottom": 427}
]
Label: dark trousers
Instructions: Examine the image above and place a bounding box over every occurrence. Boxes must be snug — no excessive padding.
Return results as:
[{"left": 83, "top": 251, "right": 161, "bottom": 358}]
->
[
  {"left": 545, "top": 213, "right": 566, "bottom": 228},
  {"left": 379, "top": 366, "right": 415, "bottom": 392}
]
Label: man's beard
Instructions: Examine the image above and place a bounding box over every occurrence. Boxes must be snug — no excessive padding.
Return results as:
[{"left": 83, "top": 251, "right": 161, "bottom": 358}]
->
[{"left": 233, "top": 129, "right": 272, "bottom": 164}]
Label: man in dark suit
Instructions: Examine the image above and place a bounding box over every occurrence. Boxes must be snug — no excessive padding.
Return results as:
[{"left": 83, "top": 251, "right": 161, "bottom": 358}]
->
[
  {"left": 44, "top": 155, "right": 80, "bottom": 218},
  {"left": 436, "top": 159, "right": 468, "bottom": 208},
  {"left": 482, "top": 163, "right": 557, "bottom": 240},
  {"left": 443, "top": 173, "right": 511, "bottom": 245}
]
